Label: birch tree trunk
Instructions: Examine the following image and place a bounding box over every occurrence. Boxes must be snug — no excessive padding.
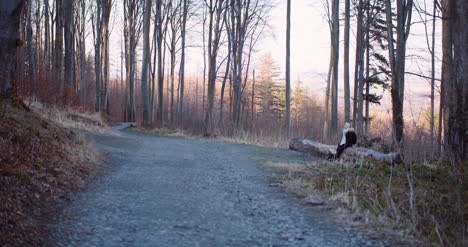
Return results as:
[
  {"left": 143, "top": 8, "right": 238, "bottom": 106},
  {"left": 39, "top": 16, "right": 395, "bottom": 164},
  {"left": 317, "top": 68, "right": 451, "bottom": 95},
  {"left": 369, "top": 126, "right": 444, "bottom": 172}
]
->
[{"left": 0, "top": 0, "right": 26, "bottom": 95}]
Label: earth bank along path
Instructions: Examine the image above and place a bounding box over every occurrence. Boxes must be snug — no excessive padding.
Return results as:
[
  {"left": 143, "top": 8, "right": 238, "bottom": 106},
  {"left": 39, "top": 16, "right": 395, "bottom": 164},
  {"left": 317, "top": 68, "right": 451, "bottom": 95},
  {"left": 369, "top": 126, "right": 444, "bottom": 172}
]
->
[{"left": 49, "top": 123, "right": 390, "bottom": 247}]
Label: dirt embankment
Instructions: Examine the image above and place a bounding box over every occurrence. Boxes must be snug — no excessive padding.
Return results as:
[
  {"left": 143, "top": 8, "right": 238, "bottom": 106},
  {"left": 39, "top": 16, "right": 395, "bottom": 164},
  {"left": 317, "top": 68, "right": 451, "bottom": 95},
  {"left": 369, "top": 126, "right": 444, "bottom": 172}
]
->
[{"left": 0, "top": 98, "right": 102, "bottom": 246}]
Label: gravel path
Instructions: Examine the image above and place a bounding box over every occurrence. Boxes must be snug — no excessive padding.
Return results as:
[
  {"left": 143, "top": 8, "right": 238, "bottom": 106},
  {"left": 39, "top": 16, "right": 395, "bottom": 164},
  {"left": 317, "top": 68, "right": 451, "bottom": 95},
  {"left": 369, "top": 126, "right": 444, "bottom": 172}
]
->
[{"left": 49, "top": 124, "right": 390, "bottom": 247}]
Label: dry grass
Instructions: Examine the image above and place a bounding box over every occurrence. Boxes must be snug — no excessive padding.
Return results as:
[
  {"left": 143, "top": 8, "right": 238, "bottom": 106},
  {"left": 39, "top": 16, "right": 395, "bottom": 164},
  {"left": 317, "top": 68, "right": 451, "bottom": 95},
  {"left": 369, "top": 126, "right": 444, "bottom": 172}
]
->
[
  {"left": 260, "top": 160, "right": 306, "bottom": 172},
  {"left": 131, "top": 125, "right": 191, "bottom": 138},
  {"left": 217, "top": 129, "right": 289, "bottom": 149},
  {"left": 261, "top": 160, "right": 465, "bottom": 246},
  {"left": 27, "top": 100, "right": 113, "bottom": 135},
  {"left": 0, "top": 97, "right": 102, "bottom": 246}
]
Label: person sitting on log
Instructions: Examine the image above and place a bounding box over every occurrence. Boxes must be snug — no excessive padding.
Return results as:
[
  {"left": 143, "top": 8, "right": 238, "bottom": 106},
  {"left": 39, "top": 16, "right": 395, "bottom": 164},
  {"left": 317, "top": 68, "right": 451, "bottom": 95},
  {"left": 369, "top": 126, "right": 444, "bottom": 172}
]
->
[{"left": 335, "top": 122, "right": 357, "bottom": 159}]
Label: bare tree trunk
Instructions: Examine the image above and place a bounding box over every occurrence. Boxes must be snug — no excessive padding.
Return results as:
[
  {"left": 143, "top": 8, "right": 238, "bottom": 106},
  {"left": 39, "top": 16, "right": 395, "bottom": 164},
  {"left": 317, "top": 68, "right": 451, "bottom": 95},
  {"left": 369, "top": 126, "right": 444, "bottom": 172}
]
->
[
  {"left": 0, "top": 1, "right": 26, "bottom": 95},
  {"left": 177, "top": 0, "right": 189, "bottom": 123},
  {"left": 385, "top": 0, "right": 412, "bottom": 153},
  {"left": 141, "top": 0, "right": 152, "bottom": 125},
  {"left": 204, "top": 0, "right": 225, "bottom": 135},
  {"left": 251, "top": 69, "right": 255, "bottom": 125},
  {"left": 285, "top": 0, "right": 291, "bottom": 135},
  {"left": 100, "top": 0, "right": 112, "bottom": 112},
  {"left": 219, "top": 42, "right": 231, "bottom": 125},
  {"left": 330, "top": 0, "right": 340, "bottom": 136},
  {"left": 27, "top": 0, "right": 34, "bottom": 80},
  {"left": 55, "top": 0, "right": 63, "bottom": 91},
  {"left": 63, "top": 0, "right": 74, "bottom": 91},
  {"left": 355, "top": 0, "right": 365, "bottom": 135},
  {"left": 169, "top": 26, "right": 176, "bottom": 123},
  {"left": 77, "top": 0, "right": 87, "bottom": 104},
  {"left": 44, "top": 0, "right": 51, "bottom": 78},
  {"left": 430, "top": 0, "right": 436, "bottom": 147},
  {"left": 365, "top": 2, "right": 370, "bottom": 135},
  {"left": 93, "top": 1, "right": 101, "bottom": 112},
  {"left": 442, "top": 0, "right": 467, "bottom": 161},
  {"left": 324, "top": 35, "right": 333, "bottom": 139},
  {"left": 17, "top": 10, "right": 26, "bottom": 86},
  {"left": 156, "top": 0, "right": 164, "bottom": 122},
  {"left": 343, "top": 0, "right": 351, "bottom": 123}
]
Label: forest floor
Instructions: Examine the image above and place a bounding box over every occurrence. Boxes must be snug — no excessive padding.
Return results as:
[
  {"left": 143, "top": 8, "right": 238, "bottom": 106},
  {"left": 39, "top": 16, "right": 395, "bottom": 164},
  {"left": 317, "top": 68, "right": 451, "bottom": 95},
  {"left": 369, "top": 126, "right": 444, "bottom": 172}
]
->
[
  {"left": 0, "top": 98, "right": 106, "bottom": 246},
  {"left": 46, "top": 123, "right": 418, "bottom": 246}
]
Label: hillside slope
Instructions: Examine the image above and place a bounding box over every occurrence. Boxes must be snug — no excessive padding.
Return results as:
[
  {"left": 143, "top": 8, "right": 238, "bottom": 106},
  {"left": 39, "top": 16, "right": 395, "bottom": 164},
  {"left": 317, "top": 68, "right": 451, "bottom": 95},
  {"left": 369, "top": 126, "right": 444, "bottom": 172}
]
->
[{"left": 0, "top": 98, "right": 100, "bottom": 246}]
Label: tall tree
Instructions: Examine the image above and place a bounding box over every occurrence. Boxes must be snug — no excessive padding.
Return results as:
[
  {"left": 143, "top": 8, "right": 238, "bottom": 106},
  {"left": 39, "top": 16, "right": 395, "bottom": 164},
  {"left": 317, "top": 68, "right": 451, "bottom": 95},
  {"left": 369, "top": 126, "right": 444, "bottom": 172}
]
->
[
  {"left": 227, "top": 0, "right": 270, "bottom": 127},
  {"left": 330, "top": 0, "right": 340, "bottom": 136},
  {"left": 441, "top": 0, "right": 467, "bottom": 161},
  {"left": 167, "top": 0, "right": 182, "bottom": 123},
  {"left": 75, "top": 0, "right": 88, "bottom": 104},
  {"left": 100, "top": 0, "right": 112, "bottom": 112},
  {"left": 123, "top": 0, "right": 143, "bottom": 121},
  {"left": 155, "top": 0, "right": 164, "bottom": 122},
  {"left": 55, "top": 0, "right": 63, "bottom": 88},
  {"left": 63, "top": 0, "right": 74, "bottom": 91},
  {"left": 0, "top": 0, "right": 26, "bottom": 95},
  {"left": 141, "top": 0, "right": 152, "bottom": 125},
  {"left": 91, "top": 0, "right": 102, "bottom": 111},
  {"left": 177, "top": 0, "right": 190, "bottom": 122},
  {"left": 385, "top": 0, "right": 413, "bottom": 152},
  {"left": 343, "top": 0, "right": 351, "bottom": 123},
  {"left": 204, "top": 0, "right": 225, "bottom": 135},
  {"left": 44, "top": 0, "right": 51, "bottom": 76},
  {"left": 26, "top": 0, "right": 34, "bottom": 79},
  {"left": 92, "top": 0, "right": 113, "bottom": 112},
  {"left": 285, "top": 0, "right": 291, "bottom": 134}
]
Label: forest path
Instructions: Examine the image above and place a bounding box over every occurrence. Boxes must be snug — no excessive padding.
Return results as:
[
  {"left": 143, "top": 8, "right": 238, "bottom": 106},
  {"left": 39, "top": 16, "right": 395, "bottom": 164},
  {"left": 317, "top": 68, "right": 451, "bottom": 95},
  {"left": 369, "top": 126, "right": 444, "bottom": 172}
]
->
[{"left": 49, "top": 123, "right": 386, "bottom": 247}]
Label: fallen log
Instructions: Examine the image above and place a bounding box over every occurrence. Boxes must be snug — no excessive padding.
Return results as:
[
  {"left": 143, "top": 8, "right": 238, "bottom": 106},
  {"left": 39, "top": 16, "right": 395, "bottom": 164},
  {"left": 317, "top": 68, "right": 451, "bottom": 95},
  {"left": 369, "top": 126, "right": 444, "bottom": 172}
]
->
[{"left": 289, "top": 138, "right": 398, "bottom": 163}]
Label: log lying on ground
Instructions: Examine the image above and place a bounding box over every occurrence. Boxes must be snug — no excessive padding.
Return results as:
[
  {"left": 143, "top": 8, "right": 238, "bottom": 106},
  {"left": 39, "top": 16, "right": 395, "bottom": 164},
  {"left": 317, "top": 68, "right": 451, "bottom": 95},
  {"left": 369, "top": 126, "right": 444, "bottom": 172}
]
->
[{"left": 289, "top": 138, "right": 399, "bottom": 163}]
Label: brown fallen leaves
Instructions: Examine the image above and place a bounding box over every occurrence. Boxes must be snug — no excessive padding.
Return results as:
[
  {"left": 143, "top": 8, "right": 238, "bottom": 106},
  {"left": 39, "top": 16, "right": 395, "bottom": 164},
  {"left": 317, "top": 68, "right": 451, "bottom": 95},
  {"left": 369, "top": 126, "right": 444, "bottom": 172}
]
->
[{"left": 0, "top": 98, "right": 101, "bottom": 246}]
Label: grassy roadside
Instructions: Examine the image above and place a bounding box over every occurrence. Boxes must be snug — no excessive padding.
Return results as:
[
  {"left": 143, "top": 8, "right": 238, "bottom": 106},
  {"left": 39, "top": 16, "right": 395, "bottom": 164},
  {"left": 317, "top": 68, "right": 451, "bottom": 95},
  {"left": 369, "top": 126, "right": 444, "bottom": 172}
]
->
[
  {"left": 259, "top": 159, "right": 466, "bottom": 246},
  {"left": 0, "top": 98, "right": 104, "bottom": 246}
]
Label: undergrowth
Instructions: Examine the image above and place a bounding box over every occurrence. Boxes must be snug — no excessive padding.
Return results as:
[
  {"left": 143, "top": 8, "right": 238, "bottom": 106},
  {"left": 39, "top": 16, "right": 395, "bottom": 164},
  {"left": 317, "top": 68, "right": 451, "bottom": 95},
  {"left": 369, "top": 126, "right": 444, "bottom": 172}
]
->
[
  {"left": 263, "top": 160, "right": 466, "bottom": 246},
  {"left": 27, "top": 100, "right": 113, "bottom": 135}
]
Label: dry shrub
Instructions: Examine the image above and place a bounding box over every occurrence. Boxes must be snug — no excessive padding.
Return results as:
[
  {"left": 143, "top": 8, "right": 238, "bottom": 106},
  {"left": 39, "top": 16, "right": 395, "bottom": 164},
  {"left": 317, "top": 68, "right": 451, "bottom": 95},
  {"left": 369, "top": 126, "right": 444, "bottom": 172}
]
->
[
  {"left": 27, "top": 100, "right": 113, "bottom": 135},
  {"left": 0, "top": 98, "right": 101, "bottom": 246},
  {"left": 265, "top": 160, "right": 465, "bottom": 246},
  {"left": 370, "top": 112, "right": 443, "bottom": 161},
  {"left": 219, "top": 128, "right": 289, "bottom": 148}
]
